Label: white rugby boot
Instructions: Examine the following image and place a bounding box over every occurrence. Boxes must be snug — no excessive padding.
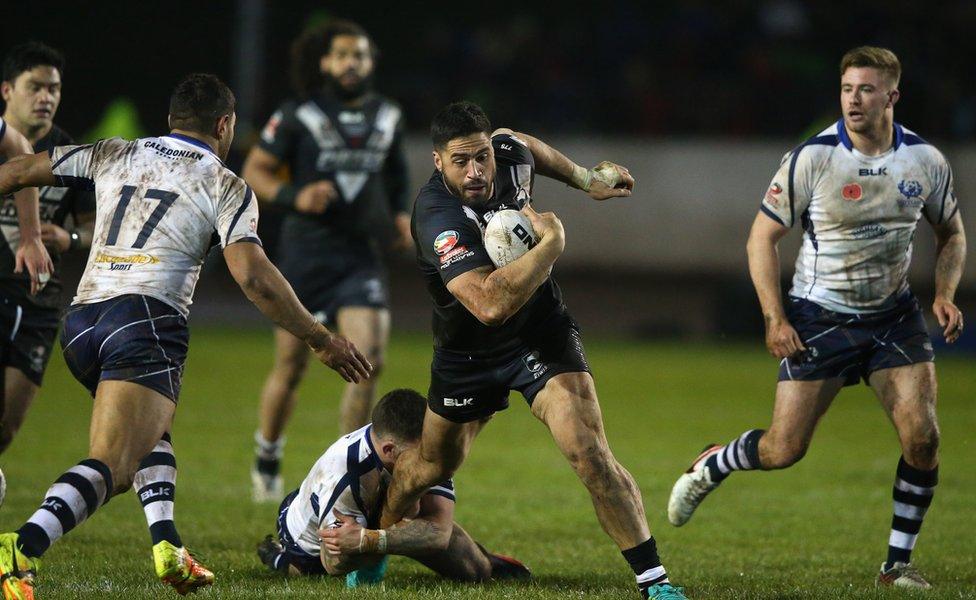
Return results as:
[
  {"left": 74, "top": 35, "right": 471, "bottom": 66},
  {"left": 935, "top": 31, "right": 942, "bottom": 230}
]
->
[{"left": 667, "top": 444, "right": 723, "bottom": 527}]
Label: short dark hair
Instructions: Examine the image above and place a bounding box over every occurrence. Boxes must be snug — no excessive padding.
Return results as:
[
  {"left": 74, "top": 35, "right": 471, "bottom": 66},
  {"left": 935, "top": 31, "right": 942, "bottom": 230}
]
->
[
  {"left": 290, "top": 18, "right": 377, "bottom": 99},
  {"left": 370, "top": 389, "right": 427, "bottom": 442},
  {"left": 431, "top": 101, "right": 492, "bottom": 149},
  {"left": 168, "top": 73, "right": 236, "bottom": 134},
  {"left": 3, "top": 41, "right": 65, "bottom": 83}
]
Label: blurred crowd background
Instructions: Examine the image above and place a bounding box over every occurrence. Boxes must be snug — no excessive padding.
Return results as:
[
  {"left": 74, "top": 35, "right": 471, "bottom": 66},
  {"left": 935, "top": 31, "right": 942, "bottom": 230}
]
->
[{"left": 4, "top": 0, "right": 975, "bottom": 348}]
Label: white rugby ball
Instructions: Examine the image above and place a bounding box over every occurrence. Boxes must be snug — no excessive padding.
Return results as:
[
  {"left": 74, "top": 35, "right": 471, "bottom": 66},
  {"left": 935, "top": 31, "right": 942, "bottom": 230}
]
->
[{"left": 483, "top": 209, "right": 539, "bottom": 268}]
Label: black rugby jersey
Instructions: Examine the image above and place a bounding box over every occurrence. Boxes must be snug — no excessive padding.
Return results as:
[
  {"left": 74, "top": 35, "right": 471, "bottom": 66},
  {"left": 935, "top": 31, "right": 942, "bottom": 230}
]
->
[
  {"left": 412, "top": 133, "right": 566, "bottom": 354},
  {"left": 258, "top": 91, "right": 409, "bottom": 262},
  {"left": 0, "top": 123, "right": 96, "bottom": 310}
]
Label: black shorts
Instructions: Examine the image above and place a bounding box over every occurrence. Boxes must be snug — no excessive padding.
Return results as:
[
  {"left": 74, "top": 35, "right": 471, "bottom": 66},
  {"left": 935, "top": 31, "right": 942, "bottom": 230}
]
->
[
  {"left": 278, "top": 253, "right": 388, "bottom": 327},
  {"left": 778, "top": 294, "right": 935, "bottom": 386},
  {"left": 0, "top": 297, "right": 59, "bottom": 386},
  {"left": 60, "top": 295, "right": 189, "bottom": 403},
  {"left": 428, "top": 313, "right": 590, "bottom": 423}
]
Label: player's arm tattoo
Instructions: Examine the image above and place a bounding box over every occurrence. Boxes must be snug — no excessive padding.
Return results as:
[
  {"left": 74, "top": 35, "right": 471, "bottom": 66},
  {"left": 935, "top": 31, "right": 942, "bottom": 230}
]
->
[
  {"left": 382, "top": 517, "right": 452, "bottom": 555},
  {"left": 933, "top": 212, "right": 966, "bottom": 301}
]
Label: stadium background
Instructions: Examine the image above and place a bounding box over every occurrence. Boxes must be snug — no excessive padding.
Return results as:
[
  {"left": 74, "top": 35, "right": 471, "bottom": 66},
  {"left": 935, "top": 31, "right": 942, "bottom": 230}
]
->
[{"left": 1, "top": 2, "right": 974, "bottom": 598}]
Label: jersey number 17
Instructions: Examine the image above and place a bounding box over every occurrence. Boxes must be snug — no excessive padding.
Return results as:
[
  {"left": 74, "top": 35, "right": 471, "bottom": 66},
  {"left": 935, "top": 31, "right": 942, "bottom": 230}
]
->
[{"left": 105, "top": 185, "right": 179, "bottom": 248}]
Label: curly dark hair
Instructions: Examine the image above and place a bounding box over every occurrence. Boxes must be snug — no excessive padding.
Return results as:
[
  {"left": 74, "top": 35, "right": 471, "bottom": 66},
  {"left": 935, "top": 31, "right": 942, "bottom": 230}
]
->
[{"left": 290, "top": 18, "right": 377, "bottom": 99}]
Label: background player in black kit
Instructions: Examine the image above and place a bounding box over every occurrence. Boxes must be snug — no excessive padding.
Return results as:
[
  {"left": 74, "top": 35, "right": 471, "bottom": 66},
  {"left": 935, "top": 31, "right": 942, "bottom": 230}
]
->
[
  {"left": 242, "top": 20, "right": 410, "bottom": 502},
  {"left": 376, "top": 102, "right": 688, "bottom": 600},
  {"left": 0, "top": 42, "right": 94, "bottom": 454}
]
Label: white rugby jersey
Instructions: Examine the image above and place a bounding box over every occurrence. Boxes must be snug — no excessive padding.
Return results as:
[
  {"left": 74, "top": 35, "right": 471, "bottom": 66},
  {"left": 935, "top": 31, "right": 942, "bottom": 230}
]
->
[
  {"left": 48, "top": 134, "right": 260, "bottom": 314},
  {"left": 284, "top": 424, "right": 455, "bottom": 556},
  {"left": 761, "top": 120, "right": 958, "bottom": 313}
]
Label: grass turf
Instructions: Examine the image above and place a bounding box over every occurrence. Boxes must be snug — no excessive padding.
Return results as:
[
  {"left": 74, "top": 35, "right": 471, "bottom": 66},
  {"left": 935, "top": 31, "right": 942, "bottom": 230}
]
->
[{"left": 2, "top": 329, "right": 973, "bottom": 599}]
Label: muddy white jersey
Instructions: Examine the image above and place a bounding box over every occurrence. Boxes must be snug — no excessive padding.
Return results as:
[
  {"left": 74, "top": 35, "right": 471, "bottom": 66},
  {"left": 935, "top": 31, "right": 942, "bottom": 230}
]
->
[
  {"left": 48, "top": 134, "right": 260, "bottom": 315},
  {"left": 284, "top": 424, "right": 455, "bottom": 557},
  {"left": 761, "top": 120, "right": 958, "bottom": 313}
]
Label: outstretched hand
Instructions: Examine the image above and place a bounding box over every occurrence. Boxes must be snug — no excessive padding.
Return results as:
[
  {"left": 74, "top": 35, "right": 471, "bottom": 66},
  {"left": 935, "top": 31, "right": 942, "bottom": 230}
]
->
[
  {"left": 311, "top": 333, "right": 373, "bottom": 383},
  {"left": 587, "top": 161, "right": 635, "bottom": 200}
]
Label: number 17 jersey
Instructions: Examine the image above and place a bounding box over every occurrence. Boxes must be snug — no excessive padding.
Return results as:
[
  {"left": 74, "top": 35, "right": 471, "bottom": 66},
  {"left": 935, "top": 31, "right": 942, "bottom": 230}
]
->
[{"left": 49, "top": 134, "right": 261, "bottom": 315}]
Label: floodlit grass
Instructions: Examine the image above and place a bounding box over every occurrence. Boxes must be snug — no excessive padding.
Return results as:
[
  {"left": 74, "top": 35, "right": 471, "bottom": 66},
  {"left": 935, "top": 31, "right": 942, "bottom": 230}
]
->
[{"left": 3, "top": 329, "right": 973, "bottom": 599}]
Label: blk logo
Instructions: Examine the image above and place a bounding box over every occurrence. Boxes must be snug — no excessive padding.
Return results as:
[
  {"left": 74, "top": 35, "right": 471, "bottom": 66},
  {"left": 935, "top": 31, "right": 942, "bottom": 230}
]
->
[
  {"left": 859, "top": 167, "right": 887, "bottom": 176},
  {"left": 444, "top": 397, "right": 474, "bottom": 407}
]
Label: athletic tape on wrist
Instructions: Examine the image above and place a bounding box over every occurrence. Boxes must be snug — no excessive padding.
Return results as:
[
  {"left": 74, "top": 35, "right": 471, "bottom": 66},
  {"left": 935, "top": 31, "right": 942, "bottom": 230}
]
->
[
  {"left": 358, "top": 528, "right": 387, "bottom": 553},
  {"left": 571, "top": 164, "right": 592, "bottom": 192}
]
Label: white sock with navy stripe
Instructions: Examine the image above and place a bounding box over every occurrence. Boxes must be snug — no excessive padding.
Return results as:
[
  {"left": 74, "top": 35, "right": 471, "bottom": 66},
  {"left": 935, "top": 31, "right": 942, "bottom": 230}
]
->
[
  {"left": 133, "top": 433, "right": 182, "bottom": 547},
  {"left": 704, "top": 429, "right": 765, "bottom": 482},
  {"left": 16, "top": 459, "right": 113, "bottom": 557}
]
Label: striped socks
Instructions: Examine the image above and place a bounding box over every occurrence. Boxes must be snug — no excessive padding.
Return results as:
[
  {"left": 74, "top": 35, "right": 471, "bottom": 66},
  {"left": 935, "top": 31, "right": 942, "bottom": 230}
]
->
[
  {"left": 704, "top": 429, "right": 765, "bottom": 482},
  {"left": 886, "top": 456, "right": 937, "bottom": 570},
  {"left": 133, "top": 433, "right": 182, "bottom": 547},
  {"left": 622, "top": 537, "right": 668, "bottom": 598},
  {"left": 16, "top": 459, "right": 113, "bottom": 557}
]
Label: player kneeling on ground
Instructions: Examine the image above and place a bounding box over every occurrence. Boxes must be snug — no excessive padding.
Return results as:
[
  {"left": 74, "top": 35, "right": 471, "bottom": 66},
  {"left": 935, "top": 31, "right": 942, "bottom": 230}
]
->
[{"left": 257, "top": 388, "right": 529, "bottom": 585}]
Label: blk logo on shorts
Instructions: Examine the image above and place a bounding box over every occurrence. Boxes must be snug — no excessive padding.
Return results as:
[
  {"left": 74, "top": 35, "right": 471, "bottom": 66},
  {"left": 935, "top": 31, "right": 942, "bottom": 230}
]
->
[{"left": 444, "top": 397, "right": 473, "bottom": 407}]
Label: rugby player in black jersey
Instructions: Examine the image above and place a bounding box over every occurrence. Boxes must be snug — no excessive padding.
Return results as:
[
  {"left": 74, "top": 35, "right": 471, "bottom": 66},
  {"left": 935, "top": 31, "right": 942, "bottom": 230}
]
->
[
  {"left": 242, "top": 20, "right": 411, "bottom": 502},
  {"left": 369, "top": 102, "right": 687, "bottom": 600},
  {"left": 1, "top": 42, "right": 92, "bottom": 454}
]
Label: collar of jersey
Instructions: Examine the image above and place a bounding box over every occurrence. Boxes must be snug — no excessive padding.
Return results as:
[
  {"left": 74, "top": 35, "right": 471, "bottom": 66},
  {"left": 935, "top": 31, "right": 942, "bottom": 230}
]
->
[
  {"left": 164, "top": 132, "right": 217, "bottom": 156},
  {"left": 362, "top": 424, "right": 385, "bottom": 471},
  {"left": 836, "top": 118, "right": 905, "bottom": 154}
]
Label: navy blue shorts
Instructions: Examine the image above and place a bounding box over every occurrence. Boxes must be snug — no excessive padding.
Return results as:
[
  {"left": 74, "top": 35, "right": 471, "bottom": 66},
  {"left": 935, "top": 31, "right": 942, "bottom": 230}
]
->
[
  {"left": 275, "top": 489, "right": 326, "bottom": 575},
  {"left": 1, "top": 297, "right": 59, "bottom": 386},
  {"left": 60, "top": 295, "right": 189, "bottom": 402},
  {"left": 778, "top": 295, "right": 934, "bottom": 387},
  {"left": 428, "top": 312, "right": 591, "bottom": 423}
]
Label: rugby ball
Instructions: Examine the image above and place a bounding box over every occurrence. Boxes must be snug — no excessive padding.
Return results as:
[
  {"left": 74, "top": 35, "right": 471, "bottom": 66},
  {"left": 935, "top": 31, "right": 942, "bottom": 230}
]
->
[{"left": 483, "top": 209, "right": 539, "bottom": 268}]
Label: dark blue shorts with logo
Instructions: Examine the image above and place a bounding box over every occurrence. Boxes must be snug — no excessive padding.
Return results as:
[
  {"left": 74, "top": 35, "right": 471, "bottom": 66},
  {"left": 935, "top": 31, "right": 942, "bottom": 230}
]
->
[
  {"left": 428, "top": 312, "right": 591, "bottom": 423},
  {"left": 274, "top": 489, "right": 326, "bottom": 575},
  {"left": 60, "top": 294, "right": 189, "bottom": 403},
  {"left": 778, "top": 294, "right": 934, "bottom": 387}
]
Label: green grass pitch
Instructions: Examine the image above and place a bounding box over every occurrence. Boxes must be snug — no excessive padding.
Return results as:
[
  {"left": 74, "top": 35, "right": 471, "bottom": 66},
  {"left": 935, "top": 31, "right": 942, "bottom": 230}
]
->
[{"left": 2, "top": 329, "right": 973, "bottom": 599}]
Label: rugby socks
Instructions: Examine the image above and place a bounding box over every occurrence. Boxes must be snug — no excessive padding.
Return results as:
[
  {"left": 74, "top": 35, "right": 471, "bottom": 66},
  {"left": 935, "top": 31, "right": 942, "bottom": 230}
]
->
[
  {"left": 254, "top": 430, "right": 285, "bottom": 478},
  {"left": 134, "top": 433, "right": 182, "bottom": 547},
  {"left": 622, "top": 537, "right": 669, "bottom": 598},
  {"left": 885, "top": 456, "right": 937, "bottom": 570},
  {"left": 16, "top": 459, "right": 113, "bottom": 557},
  {"left": 704, "top": 429, "right": 765, "bottom": 482}
]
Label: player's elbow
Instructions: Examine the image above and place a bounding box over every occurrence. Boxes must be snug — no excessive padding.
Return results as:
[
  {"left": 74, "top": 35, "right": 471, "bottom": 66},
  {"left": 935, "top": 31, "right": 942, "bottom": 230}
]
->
[{"left": 473, "top": 303, "right": 509, "bottom": 327}]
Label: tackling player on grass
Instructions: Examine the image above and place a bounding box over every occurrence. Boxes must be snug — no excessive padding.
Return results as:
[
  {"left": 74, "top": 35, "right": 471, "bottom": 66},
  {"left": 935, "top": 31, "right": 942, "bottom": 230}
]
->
[
  {"left": 0, "top": 73, "right": 371, "bottom": 599},
  {"left": 667, "top": 47, "right": 965, "bottom": 589},
  {"left": 378, "top": 101, "right": 688, "bottom": 600},
  {"left": 257, "top": 388, "right": 529, "bottom": 585}
]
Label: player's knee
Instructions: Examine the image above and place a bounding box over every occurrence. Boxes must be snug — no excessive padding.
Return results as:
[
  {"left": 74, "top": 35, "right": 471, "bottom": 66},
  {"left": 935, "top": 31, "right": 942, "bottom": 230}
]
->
[
  {"left": 903, "top": 426, "right": 940, "bottom": 467},
  {"left": 763, "top": 435, "right": 809, "bottom": 469},
  {"left": 274, "top": 353, "right": 309, "bottom": 386}
]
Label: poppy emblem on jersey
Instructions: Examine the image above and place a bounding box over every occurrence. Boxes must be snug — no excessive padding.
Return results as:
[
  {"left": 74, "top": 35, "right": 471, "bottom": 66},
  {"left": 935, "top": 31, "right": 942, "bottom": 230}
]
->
[
  {"left": 898, "top": 180, "right": 923, "bottom": 199},
  {"left": 765, "top": 182, "right": 783, "bottom": 206},
  {"left": 842, "top": 183, "right": 863, "bottom": 201},
  {"left": 434, "top": 230, "right": 460, "bottom": 255}
]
